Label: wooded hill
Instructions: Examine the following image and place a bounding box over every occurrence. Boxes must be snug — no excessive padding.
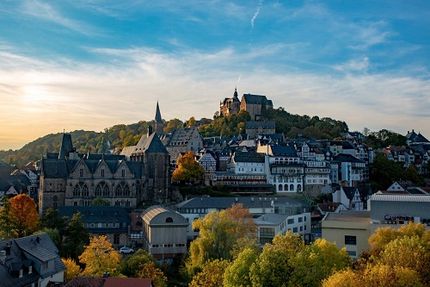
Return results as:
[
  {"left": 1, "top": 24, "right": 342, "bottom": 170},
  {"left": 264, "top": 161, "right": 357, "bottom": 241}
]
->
[{"left": 0, "top": 107, "right": 404, "bottom": 167}]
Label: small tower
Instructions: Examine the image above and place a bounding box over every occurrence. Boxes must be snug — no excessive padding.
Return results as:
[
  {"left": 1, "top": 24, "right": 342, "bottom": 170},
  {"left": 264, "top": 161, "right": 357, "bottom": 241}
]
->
[
  {"left": 58, "top": 133, "right": 74, "bottom": 159},
  {"left": 154, "top": 101, "right": 164, "bottom": 135}
]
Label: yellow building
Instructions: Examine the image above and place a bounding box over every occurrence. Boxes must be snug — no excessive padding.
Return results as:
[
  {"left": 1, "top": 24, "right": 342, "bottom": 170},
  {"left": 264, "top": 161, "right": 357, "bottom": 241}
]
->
[{"left": 321, "top": 211, "right": 370, "bottom": 258}]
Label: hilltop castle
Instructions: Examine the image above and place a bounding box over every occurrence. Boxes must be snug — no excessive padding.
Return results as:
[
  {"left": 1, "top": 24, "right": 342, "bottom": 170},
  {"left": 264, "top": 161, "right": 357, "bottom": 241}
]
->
[{"left": 220, "top": 88, "right": 273, "bottom": 120}]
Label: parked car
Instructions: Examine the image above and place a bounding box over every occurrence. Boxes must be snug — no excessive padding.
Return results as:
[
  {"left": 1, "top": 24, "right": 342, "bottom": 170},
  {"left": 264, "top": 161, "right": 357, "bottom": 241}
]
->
[{"left": 119, "top": 246, "right": 134, "bottom": 254}]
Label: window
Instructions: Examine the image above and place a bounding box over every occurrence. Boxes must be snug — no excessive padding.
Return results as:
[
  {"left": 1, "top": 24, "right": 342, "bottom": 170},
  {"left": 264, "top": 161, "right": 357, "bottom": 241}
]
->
[
  {"left": 95, "top": 182, "right": 110, "bottom": 197},
  {"left": 114, "top": 234, "right": 120, "bottom": 245},
  {"left": 115, "top": 182, "right": 130, "bottom": 197},
  {"left": 79, "top": 169, "right": 84, "bottom": 177},
  {"left": 121, "top": 169, "right": 125, "bottom": 177},
  {"left": 345, "top": 235, "right": 357, "bottom": 245},
  {"left": 293, "top": 227, "right": 298, "bottom": 232},
  {"left": 347, "top": 250, "right": 357, "bottom": 257},
  {"left": 284, "top": 184, "right": 288, "bottom": 191},
  {"left": 290, "top": 184, "right": 294, "bottom": 191},
  {"left": 278, "top": 184, "right": 283, "bottom": 191},
  {"left": 287, "top": 218, "right": 294, "bottom": 224},
  {"left": 298, "top": 217, "right": 303, "bottom": 223},
  {"left": 101, "top": 169, "right": 105, "bottom": 177},
  {"left": 260, "top": 227, "right": 275, "bottom": 238}
]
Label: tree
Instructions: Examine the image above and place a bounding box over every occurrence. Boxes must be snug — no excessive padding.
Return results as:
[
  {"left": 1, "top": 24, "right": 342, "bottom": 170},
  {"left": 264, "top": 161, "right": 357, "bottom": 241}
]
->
[
  {"left": 322, "top": 269, "right": 362, "bottom": 287},
  {"left": 120, "top": 249, "right": 154, "bottom": 277},
  {"left": 224, "top": 247, "right": 258, "bottom": 287},
  {"left": 186, "top": 204, "right": 256, "bottom": 275},
  {"left": 62, "top": 258, "right": 81, "bottom": 282},
  {"left": 8, "top": 194, "right": 39, "bottom": 237},
  {"left": 79, "top": 235, "right": 121, "bottom": 277},
  {"left": 172, "top": 152, "right": 205, "bottom": 184},
  {"left": 186, "top": 117, "right": 197, "bottom": 128},
  {"left": 250, "top": 232, "right": 304, "bottom": 287},
  {"left": 138, "top": 262, "right": 168, "bottom": 287},
  {"left": 35, "top": 228, "right": 61, "bottom": 248},
  {"left": 91, "top": 197, "right": 110, "bottom": 206},
  {"left": 289, "top": 239, "right": 351, "bottom": 287},
  {"left": 41, "top": 208, "right": 66, "bottom": 231},
  {"left": 189, "top": 259, "right": 230, "bottom": 287},
  {"left": 0, "top": 196, "right": 13, "bottom": 239},
  {"left": 164, "top": 118, "right": 184, "bottom": 133},
  {"left": 62, "top": 213, "right": 89, "bottom": 260}
]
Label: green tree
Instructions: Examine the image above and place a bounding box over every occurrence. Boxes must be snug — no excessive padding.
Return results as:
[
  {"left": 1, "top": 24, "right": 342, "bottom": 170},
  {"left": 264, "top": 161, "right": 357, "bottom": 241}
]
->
[
  {"left": 186, "top": 204, "right": 256, "bottom": 275},
  {"left": 62, "top": 213, "right": 89, "bottom": 260},
  {"left": 250, "top": 232, "right": 305, "bottom": 287},
  {"left": 91, "top": 197, "right": 110, "bottom": 206},
  {"left": 289, "top": 239, "right": 351, "bottom": 287},
  {"left": 41, "top": 208, "right": 66, "bottom": 231},
  {"left": 0, "top": 197, "right": 13, "bottom": 239},
  {"left": 120, "top": 249, "right": 154, "bottom": 277},
  {"left": 224, "top": 247, "right": 258, "bottom": 287},
  {"left": 189, "top": 259, "right": 230, "bottom": 287},
  {"left": 164, "top": 118, "right": 184, "bottom": 133}
]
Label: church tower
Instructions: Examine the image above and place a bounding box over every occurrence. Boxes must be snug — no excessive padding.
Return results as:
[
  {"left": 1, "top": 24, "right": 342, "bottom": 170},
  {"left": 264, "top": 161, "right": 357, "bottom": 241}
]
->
[{"left": 154, "top": 101, "right": 164, "bottom": 135}]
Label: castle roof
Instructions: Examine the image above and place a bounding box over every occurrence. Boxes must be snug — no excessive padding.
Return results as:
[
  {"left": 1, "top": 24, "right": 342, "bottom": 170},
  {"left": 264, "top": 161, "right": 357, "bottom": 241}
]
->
[{"left": 242, "top": 94, "right": 273, "bottom": 106}]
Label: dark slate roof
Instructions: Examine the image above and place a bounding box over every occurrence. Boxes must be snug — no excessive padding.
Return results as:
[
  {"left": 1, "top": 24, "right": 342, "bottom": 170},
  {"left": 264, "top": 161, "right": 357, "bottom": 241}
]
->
[
  {"left": 242, "top": 94, "right": 271, "bottom": 105},
  {"left": 58, "top": 133, "right": 74, "bottom": 159},
  {"left": 342, "top": 187, "right": 357, "bottom": 200},
  {"left": 333, "top": 154, "right": 364, "bottom": 163},
  {"left": 271, "top": 145, "right": 298, "bottom": 157},
  {"left": 135, "top": 133, "right": 168, "bottom": 154},
  {"left": 0, "top": 233, "right": 65, "bottom": 287},
  {"left": 85, "top": 154, "right": 125, "bottom": 161},
  {"left": 176, "top": 196, "right": 307, "bottom": 210},
  {"left": 331, "top": 141, "right": 355, "bottom": 149},
  {"left": 41, "top": 159, "right": 69, "bottom": 178},
  {"left": 233, "top": 151, "right": 265, "bottom": 163},
  {"left": 58, "top": 206, "right": 130, "bottom": 233},
  {"left": 246, "top": 121, "right": 276, "bottom": 129}
]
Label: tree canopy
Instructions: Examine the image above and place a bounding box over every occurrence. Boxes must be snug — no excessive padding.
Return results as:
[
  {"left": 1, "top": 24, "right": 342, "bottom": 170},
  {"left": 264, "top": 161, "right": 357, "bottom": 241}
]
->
[{"left": 172, "top": 152, "right": 205, "bottom": 184}]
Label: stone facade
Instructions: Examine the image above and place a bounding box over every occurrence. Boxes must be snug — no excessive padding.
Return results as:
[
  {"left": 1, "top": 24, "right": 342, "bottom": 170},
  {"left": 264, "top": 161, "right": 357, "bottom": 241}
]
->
[{"left": 220, "top": 88, "right": 241, "bottom": 117}]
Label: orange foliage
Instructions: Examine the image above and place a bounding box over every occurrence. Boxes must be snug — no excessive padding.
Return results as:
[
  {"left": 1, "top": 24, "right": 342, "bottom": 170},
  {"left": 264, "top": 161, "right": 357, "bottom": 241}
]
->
[{"left": 9, "top": 194, "right": 39, "bottom": 237}]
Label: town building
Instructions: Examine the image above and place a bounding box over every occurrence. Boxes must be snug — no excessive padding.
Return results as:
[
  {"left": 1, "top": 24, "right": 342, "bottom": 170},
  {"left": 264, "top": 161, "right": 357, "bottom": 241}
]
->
[
  {"left": 163, "top": 127, "right": 204, "bottom": 165},
  {"left": 332, "top": 186, "right": 369, "bottom": 211},
  {"left": 331, "top": 154, "right": 367, "bottom": 186},
  {"left": 245, "top": 121, "right": 276, "bottom": 139},
  {"left": 58, "top": 206, "right": 131, "bottom": 247},
  {"left": 321, "top": 211, "right": 371, "bottom": 258},
  {"left": 0, "top": 233, "right": 65, "bottom": 287},
  {"left": 141, "top": 206, "right": 188, "bottom": 260}
]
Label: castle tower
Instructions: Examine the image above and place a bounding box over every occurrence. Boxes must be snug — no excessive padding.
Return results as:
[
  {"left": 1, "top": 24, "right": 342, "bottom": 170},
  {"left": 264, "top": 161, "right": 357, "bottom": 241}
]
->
[
  {"left": 154, "top": 101, "right": 164, "bottom": 135},
  {"left": 58, "top": 133, "right": 74, "bottom": 159}
]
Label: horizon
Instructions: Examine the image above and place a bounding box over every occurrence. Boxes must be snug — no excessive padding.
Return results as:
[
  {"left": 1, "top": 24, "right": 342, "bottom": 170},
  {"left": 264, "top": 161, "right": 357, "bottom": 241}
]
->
[{"left": 1, "top": 0, "right": 430, "bottom": 150}]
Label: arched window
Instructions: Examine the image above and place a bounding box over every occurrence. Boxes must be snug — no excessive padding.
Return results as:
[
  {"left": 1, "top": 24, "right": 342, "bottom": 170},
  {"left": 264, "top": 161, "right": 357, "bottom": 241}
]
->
[
  {"left": 73, "top": 183, "right": 88, "bottom": 197},
  {"left": 284, "top": 184, "right": 288, "bottom": 191},
  {"left": 165, "top": 217, "right": 173, "bottom": 223},
  {"left": 95, "top": 182, "right": 110, "bottom": 197},
  {"left": 278, "top": 184, "right": 283, "bottom": 191},
  {"left": 297, "top": 184, "right": 302, "bottom": 192},
  {"left": 290, "top": 184, "right": 294, "bottom": 191},
  {"left": 115, "top": 182, "right": 130, "bottom": 197}
]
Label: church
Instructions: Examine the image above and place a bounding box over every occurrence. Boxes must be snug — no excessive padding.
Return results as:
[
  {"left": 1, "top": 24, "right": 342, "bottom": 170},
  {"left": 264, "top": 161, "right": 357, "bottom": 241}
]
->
[{"left": 38, "top": 103, "right": 170, "bottom": 213}]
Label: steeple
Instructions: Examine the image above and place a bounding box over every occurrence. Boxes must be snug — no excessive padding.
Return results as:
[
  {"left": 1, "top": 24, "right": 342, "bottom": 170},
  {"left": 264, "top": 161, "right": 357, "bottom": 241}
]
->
[
  {"left": 58, "top": 133, "right": 74, "bottom": 159},
  {"left": 155, "top": 101, "right": 162, "bottom": 123},
  {"left": 154, "top": 101, "right": 164, "bottom": 135},
  {"left": 233, "top": 87, "right": 239, "bottom": 100}
]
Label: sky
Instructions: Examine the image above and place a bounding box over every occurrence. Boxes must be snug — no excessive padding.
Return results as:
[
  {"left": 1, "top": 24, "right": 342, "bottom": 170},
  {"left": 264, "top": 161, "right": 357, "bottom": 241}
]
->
[{"left": 0, "top": 0, "right": 430, "bottom": 150}]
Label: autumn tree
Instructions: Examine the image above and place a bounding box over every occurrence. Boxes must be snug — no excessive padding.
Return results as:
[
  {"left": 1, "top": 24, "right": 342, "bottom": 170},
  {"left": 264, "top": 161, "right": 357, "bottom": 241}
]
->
[
  {"left": 224, "top": 247, "right": 258, "bottom": 287},
  {"left": 138, "top": 262, "right": 167, "bottom": 287},
  {"left": 120, "top": 249, "right": 154, "bottom": 277},
  {"left": 289, "top": 238, "right": 351, "bottom": 287},
  {"left": 186, "top": 204, "right": 256, "bottom": 275},
  {"left": 189, "top": 259, "right": 230, "bottom": 287},
  {"left": 164, "top": 118, "right": 184, "bottom": 133},
  {"left": 79, "top": 235, "right": 121, "bottom": 277},
  {"left": 250, "top": 232, "right": 305, "bottom": 287},
  {"left": 62, "top": 213, "right": 89, "bottom": 260},
  {"left": 322, "top": 269, "right": 361, "bottom": 287},
  {"left": 1, "top": 194, "right": 40, "bottom": 238},
  {"left": 172, "top": 152, "right": 205, "bottom": 184},
  {"left": 62, "top": 258, "right": 81, "bottom": 282}
]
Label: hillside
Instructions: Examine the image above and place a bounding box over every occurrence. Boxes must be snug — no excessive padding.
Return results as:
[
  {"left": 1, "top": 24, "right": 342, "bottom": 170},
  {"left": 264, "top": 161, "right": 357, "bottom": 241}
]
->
[{"left": 0, "top": 106, "right": 387, "bottom": 167}]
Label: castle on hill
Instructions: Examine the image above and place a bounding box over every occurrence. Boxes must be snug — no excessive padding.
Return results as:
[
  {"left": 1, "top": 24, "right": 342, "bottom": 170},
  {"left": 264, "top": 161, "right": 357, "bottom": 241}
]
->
[{"left": 220, "top": 88, "right": 274, "bottom": 120}]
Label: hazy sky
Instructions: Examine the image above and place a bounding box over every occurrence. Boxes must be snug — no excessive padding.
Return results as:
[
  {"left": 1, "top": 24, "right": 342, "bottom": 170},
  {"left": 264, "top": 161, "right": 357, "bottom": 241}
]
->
[{"left": 1, "top": 0, "right": 430, "bottom": 150}]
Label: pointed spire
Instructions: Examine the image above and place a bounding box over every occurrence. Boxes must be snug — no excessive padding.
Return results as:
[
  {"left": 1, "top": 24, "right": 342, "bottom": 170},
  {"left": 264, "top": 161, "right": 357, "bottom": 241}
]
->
[
  {"left": 155, "top": 101, "right": 162, "bottom": 123},
  {"left": 233, "top": 87, "right": 238, "bottom": 99},
  {"left": 58, "top": 133, "right": 74, "bottom": 159}
]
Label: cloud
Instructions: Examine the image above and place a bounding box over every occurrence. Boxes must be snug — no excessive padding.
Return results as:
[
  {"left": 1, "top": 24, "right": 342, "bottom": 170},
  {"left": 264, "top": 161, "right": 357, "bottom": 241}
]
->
[
  {"left": 251, "top": 0, "right": 263, "bottom": 29},
  {"left": 21, "top": 0, "right": 97, "bottom": 35},
  {"left": 0, "top": 44, "right": 429, "bottom": 150},
  {"left": 334, "top": 57, "right": 370, "bottom": 73}
]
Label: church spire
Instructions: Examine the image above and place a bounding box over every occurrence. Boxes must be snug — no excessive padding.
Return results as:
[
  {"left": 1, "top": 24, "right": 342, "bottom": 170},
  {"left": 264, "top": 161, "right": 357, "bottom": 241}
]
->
[
  {"left": 155, "top": 101, "right": 162, "bottom": 123},
  {"left": 58, "top": 133, "right": 74, "bottom": 159},
  {"left": 154, "top": 101, "right": 164, "bottom": 135},
  {"left": 233, "top": 87, "right": 239, "bottom": 100}
]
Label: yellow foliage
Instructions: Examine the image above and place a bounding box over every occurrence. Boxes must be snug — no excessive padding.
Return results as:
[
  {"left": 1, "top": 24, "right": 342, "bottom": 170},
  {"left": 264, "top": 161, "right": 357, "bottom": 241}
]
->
[
  {"left": 362, "top": 264, "right": 423, "bottom": 287},
  {"left": 79, "top": 235, "right": 121, "bottom": 277},
  {"left": 189, "top": 259, "right": 230, "bottom": 287},
  {"left": 322, "top": 269, "right": 362, "bottom": 287},
  {"left": 138, "top": 262, "right": 167, "bottom": 287},
  {"left": 62, "top": 258, "right": 81, "bottom": 282}
]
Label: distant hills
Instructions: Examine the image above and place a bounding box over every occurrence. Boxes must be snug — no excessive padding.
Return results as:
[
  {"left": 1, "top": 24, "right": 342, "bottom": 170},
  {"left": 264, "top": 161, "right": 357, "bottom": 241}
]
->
[{"left": 0, "top": 106, "right": 404, "bottom": 167}]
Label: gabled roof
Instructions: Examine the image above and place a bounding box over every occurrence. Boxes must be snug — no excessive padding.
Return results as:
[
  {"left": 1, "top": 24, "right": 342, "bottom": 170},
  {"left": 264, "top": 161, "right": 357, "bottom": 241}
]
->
[
  {"left": 134, "top": 133, "right": 168, "bottom": 154},
  {"left": 333, "top": 153, "right": 364, "bottom": 163},
  {"left": 270, "top": 145, "right": 298, "bottom": 157},
  {"left": 242, "top": 94, "right": 272, "bottom": 105}
]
